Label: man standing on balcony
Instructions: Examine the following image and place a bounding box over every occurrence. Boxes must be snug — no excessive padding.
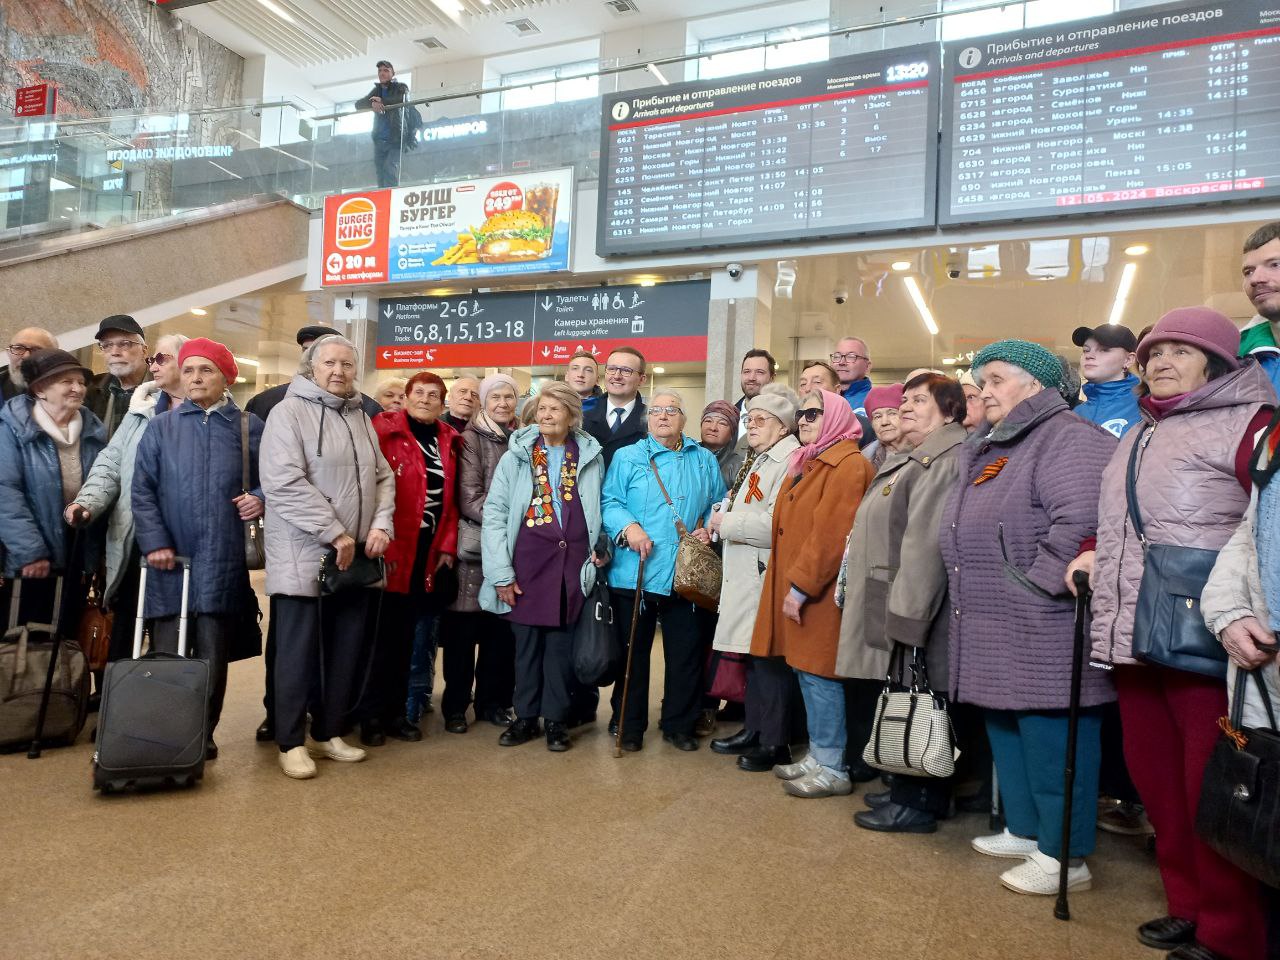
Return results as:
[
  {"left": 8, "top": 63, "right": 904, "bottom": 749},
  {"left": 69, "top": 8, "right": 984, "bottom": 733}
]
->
[{"left": 356, "top": 60, "right": 409, "bottom": 189}]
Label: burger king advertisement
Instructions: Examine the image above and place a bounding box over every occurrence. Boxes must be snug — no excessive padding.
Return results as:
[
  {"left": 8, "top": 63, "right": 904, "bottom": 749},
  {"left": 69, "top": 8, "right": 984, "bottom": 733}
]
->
[{"left": 321, "top": 167, "right": 573, "bottom": 288}]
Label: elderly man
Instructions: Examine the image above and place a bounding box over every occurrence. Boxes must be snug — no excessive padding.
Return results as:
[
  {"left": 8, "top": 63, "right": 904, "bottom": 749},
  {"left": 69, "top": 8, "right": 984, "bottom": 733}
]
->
[
  {"left": 831, "top": 337, "right": 873, "bottom": 416},
  {"left": 86, "top": 315, "right": 150, "bottom": 438},
  {"left": 132, "top": 337, "right": 264, "bottom": 759},
  {"left": 564, "top": 350, "right": 603, "bottom": 414},
  {"left": 1, "top": 327, "right": 58, "bottom": 400},
  {"left": 797, "top": 360, "right": 838, "bottom": 398},
  {"left": 443, "top": 376, "right": 480, "bottom": 432}
]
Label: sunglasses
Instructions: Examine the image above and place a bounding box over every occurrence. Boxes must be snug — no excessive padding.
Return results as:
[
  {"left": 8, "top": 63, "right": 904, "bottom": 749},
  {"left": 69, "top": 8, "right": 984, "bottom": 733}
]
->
[
  {"left": 796, "top": 408, "right": 823, "bottom": 424},
  {"left": 146, "top": 353, "right": 174, "bottom": 366}
]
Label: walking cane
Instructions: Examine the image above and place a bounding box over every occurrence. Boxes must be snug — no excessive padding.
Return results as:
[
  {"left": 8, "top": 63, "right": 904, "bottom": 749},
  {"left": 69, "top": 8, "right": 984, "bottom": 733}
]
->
[
  {"left": 1055, "top": 569, "right": 1092, "bottom": 921},
  {"left": 614, "top": 554, "right": 646, "bottom": 759}
]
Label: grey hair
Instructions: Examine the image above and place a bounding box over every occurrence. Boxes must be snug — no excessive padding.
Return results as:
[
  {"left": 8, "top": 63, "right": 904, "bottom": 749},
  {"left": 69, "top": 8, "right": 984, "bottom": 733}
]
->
[
  {"left": 972, "top": 361, "right": 1035, "bottom": 389},
  {"left": 298, "top": 334, "right": 360, "bottom": 380},
  {"left": 651, "top": 387, "right": 685, "bottom": 409},
  {"left": 155, "top": 333, "right": 189, "bottom": 355},
  {"left": 536, "top": 381, "right": 584, "bottom": 430}
]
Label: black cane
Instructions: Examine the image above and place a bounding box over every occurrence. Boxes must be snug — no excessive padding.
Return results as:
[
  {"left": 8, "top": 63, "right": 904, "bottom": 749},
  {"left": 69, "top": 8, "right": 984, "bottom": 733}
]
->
[
  {"left": 614, "top": 554, "right": 645, "bottom": 759},
  {"left": 1055, "top": 569, "right": 1092, "bottom": 921}
]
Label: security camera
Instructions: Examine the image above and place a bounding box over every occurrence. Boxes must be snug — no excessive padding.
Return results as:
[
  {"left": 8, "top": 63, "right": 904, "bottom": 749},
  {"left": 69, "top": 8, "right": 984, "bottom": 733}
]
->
[
  {"left": 833, "top": 286, "right": 849, "bottom": 305},
  {"left": 726, "top": 263, "right": 744, "bottom": 280},
  {"left": 947, "top": 267, "right": 962, "bottom": 280}
]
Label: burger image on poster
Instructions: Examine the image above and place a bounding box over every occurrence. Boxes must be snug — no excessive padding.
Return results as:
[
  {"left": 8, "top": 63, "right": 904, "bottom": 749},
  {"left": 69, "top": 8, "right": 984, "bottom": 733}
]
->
[{"left": 474, "top": 209, "right": 554, "bottom": 263}]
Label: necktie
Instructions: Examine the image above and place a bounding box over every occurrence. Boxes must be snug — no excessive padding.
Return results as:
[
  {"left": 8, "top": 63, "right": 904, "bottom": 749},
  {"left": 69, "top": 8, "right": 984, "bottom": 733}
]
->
[{"left": 611, "top": 407, "right": 624, "bottom": 434}]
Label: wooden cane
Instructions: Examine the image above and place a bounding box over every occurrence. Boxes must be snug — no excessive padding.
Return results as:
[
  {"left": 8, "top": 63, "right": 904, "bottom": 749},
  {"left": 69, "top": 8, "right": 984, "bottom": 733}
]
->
[
  {"left": 614, "top": 554, "right": 646, "bottom": 759},
  {"left": 1055, "top": 569, "right": 1092, "bottom": 921}
]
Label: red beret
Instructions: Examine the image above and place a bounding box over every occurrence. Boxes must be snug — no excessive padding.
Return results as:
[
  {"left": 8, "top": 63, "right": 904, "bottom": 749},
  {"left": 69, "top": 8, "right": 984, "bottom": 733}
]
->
[{"left": 178, "top": 337, "right": 238, "bottom": 384}]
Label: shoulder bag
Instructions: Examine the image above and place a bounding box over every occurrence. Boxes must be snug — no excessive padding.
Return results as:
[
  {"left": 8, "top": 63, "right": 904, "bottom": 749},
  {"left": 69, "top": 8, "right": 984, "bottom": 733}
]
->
[
  {"left": 1125, "top": 431, "right": 1229, "bottom": 678},
  {"left": 241, "top": 412, "right": 266, "bottom": 571},
  {"left": 649, "top": 457, "right": 722, "bottom": 611},
  {"left": 318, "top": 545, "right": 384, "bottom": 595},
  {"left": 1194, "top": 667, "right": 1280, "bottom": 887},
  {"left": 457, "top": 517, "right": 482, "bottom": 562},
  {"left": 76, "top": 577, "right": 113, "bottom": 672},
  {"left": 862, "top": 643, "right": 955, "bottom": 778}
]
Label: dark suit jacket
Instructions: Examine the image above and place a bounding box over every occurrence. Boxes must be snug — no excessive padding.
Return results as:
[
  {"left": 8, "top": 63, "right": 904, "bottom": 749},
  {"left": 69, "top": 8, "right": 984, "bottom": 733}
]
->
[{"left": 583, "top": 396, "right": 647, "bottom": 470}]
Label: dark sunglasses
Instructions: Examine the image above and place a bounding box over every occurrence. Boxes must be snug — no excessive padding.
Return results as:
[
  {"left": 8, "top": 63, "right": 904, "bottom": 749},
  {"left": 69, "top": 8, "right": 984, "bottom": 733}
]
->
[
  {"left": 796, "top": 408, "right": 823, "bottom": 424},
  {"left": 146, "top": 353, "right": 174, "bottom": 366}
]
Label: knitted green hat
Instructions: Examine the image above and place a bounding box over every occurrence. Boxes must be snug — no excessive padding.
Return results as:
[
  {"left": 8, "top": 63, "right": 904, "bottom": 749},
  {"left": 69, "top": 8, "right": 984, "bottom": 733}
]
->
[{"left": 972, "top": 339, "right": 1064, "bottom": 389}]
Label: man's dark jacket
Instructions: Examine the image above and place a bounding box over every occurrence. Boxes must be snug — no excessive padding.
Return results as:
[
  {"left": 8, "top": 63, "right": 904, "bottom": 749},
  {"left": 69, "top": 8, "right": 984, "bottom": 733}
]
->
[
  {"left": 583, "top": 396, "right": 647, "bottom": 470},
  {"left": 356, "top": 81, "right": 408, "bottom": 143}
]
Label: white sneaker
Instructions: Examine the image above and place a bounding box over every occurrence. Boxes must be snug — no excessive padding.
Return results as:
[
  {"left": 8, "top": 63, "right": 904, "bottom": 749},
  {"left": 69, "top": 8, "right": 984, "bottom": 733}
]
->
[
  {"left": 279, "top": 746, "right": 317, "bottom": 780},
  {"left": 1000, "top": 850, "right": 1092, "bottom": 895},
  {"left": 971, "top": 828, "right": 1039, "bottom": 859},
  {"left": 782, "top": 766, "right": 854, "bottom": 798},
  {"left": 773, "top": 753, "right": 821, "bottom": 780},
  {"left": 307, "top": 736, "right": 367, "bottom": 763}
]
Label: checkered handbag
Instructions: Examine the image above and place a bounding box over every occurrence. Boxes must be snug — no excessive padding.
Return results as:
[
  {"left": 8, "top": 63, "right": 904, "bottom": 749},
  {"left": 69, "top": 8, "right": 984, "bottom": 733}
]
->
[{"left": 862, "top": 644, "right": 955, "bottom": 779}]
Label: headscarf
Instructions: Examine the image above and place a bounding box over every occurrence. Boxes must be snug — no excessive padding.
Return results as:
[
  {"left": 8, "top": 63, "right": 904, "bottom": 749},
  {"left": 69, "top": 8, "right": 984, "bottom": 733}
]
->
[
  {"left": 476, "top": 373, "right": 519, "bottom": 436},
  {"left": 700, "top": 399, "right": 740, "bottom": 446},
  {"left": 787, "top": 388, "right": 861, "bottom": 477}
]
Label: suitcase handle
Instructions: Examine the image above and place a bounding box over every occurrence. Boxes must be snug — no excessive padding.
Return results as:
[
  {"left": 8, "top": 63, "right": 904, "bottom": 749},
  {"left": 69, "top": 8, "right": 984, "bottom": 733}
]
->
[
  {"left": 7, "top": 574, "right": 65, "bottom": 636},
  {"left": 133, "top": 557, "right": 193, "bottom": 659}
]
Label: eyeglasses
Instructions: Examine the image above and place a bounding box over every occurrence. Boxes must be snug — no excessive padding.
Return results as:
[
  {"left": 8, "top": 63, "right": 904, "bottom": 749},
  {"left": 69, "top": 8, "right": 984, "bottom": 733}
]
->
[
  {"left": 744, "top": 414, "right": 776, "bottom": 427},
  {"left": 796, "top": 408, "right": 824, "bottom": 423},
  {"left": 146, "top": 353, "right": 173, "bottom": 367},
  {"left": 98, "top": 338, "right": 143, "bottom": 353},
  {"left": 649, "top": 405, "right": 682, "bottom": 416},
  {"left": 7, "top": 344, "right": 39, "bottom": 357},
  {"left": 605, "top": 364, "right": 639, "bottom": 377},
  {"left": 830, "top": 352, "right": 869, "bottom": 364}
]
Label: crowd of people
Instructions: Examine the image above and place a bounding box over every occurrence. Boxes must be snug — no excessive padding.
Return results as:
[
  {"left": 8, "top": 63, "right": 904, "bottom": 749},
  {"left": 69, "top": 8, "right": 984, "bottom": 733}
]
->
[{"left": 5, "top": 223, "right": 1280, "bottom": 960}]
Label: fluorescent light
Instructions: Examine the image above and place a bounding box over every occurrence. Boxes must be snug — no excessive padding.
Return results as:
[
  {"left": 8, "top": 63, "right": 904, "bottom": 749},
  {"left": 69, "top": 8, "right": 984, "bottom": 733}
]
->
[
  {"left": 903, "top": 276, "right": 939, "bottom": 336},
  {"left": 233, "top": 356, "right": 260, "bottom": 367},
  {"left": 653, "top": 366, "right": 666, "bottom": 374},
  {"left": 1124, "top": 243, "right": 1150, "bottom": 256},
  {"left": 942, "top": 357, "right": 957, "bottom": 365},
  {"left": 646, "top": 63, "right": 669, "bottom": 85},
  {"left": 891, "top": 260, "right": 911, "bottom": 272},
  {"left": 189, "top": 307, "right": 208, "bottom": 316},
  {"left": 256, "top": 0, "right": 294, "bottom": 22},
  {"left": 1108, "top": 262, "right": 1138, "bottom": 326},
  {"left": 638, "top": 278, "right": 656, "bottom": 287}
]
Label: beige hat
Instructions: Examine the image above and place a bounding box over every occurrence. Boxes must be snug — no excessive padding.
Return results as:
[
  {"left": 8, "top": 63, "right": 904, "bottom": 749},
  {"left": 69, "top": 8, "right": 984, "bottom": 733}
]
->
[
  {"left": 958, "top": 369, "right": 978, "bottom": 388},
  {"left": 747, "top": 382, "right": 800, "bottom": 427}
]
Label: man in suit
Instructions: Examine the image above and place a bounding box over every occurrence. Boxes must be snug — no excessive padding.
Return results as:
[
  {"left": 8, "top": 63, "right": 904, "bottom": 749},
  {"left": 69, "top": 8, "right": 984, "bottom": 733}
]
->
[{"left": 583, "top": 346, "right": 648, "bottom": 469}]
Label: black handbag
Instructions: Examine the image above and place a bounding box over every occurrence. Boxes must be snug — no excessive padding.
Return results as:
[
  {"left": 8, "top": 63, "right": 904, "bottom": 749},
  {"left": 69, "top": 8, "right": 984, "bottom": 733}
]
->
[
  {"left": 1194, "top": 668, "right": 1280, "bottom": 888},
  {"left": 1125, "top": 432, "right": 1229, "bottom": 679},
  {"left": 572, "top": 579, "right": 621, "bottom": 687},
  {"left": 318, "top": 544, "right": 385, "bottom": 596}
]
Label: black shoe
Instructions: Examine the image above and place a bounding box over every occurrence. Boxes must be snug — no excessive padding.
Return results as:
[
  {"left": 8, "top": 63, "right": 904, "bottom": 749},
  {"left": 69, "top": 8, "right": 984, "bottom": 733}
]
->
[
  {"left": 444, "top": 715, "right": 469, "bottom": 734},
  {"left": 662, "top": 731, "right": 699, "bottom": 752},
  {"left": 360, "top": 720, "right": 386, "bottom": 747},
  {"left": 255, "top": 718, "right": 274, "bottom": 742},
  {"left": 1137, "top": 917, "right": 1196, "bottom": 951},
  {"left": 710, "top": 728, "right": 759, "bottom": 755},
  {"left": 608, "top": 717, "right": 619, "bottom": 737},
  {"left": 205, "top": 740, "right": 218, "bottom": 761},
  {"left": 499, "top": 718, "right": 541, "bottom": 747},
  {"left": 1167, "top": 943, "right": 1227, "bottom": 960},
  {"left": 545, "top": 721, "right": 571, "bottom": 752},
  {"left": 485, "top": 707, "right": 515, "bottom": 727},
  {"left": 847, "top": 758, "right": 880, "bottom": 783},
  {"left": 737, "top": 744, "right": 791, "bottom": 772},
  {"left": 863, "top": 789, "right": 892, "bottom": 810},
  {"left": 620, "top": 735, "right": 643, "bottom": 752},
  {"left": 853, "top": 801, "right": 938, "bottom": 834},
  {"left": 387, "top": 718, "right": 423, "bottom": 742}
]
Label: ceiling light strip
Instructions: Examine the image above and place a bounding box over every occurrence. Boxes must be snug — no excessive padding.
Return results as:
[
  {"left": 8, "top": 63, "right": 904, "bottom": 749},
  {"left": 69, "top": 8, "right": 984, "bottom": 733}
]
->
[
  {"left": 1108, "top": 262, "right": 1138, "bottom": 327},
  {"left": 903, "top": 276, "right": 939, "bottom": 336}
]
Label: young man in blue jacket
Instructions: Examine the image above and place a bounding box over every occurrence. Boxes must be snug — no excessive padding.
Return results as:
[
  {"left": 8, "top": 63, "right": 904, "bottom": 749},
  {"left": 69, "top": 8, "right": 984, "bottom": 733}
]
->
[{"left": 1072, "top": 323, "right": 1141, "bottom": 438}]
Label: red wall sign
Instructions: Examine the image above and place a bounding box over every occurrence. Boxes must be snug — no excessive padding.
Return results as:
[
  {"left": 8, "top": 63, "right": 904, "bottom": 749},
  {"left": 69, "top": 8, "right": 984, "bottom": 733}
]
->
[
  {"left": 14, "top": 84, "right": 56, "bottom": 118},
  {"left": 320, "top": 190, "right": 391, "bottom": 286}
]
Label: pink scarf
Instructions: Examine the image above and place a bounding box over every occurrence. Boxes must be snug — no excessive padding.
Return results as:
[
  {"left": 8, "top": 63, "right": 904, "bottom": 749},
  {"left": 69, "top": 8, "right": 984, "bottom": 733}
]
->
[{"left": 787, "top": 389, "right": 862, "bottom": 476}]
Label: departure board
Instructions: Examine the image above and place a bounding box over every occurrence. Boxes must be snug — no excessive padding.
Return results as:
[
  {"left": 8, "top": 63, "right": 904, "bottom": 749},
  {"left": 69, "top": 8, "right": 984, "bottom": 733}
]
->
[
  {"left": 940, "top": 0, "right": 1280, "bottom": 225},
  {"left": 598, "top": 45, "right": 940, "bottom": 256}
]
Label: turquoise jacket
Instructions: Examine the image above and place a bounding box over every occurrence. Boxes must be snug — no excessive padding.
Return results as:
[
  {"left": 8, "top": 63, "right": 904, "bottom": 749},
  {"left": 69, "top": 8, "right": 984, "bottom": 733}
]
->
[
  {"left": 602, "top": 434, "right": 726, "bottom": 596},
  {"left": 479, "top": 426, "right": 605, "bottom": 616}
]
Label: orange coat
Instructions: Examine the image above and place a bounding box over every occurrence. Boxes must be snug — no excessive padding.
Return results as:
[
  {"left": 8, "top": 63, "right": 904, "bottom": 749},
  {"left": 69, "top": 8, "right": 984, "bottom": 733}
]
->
[{"left": 750, "top": 440, "right": 873, "bottom": 678}]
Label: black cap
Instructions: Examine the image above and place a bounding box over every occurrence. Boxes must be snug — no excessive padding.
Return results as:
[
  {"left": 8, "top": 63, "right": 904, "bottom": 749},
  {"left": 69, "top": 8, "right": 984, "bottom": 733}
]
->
[
  {"left": 376, "top": 60, "right": 393, "bottom": 70},
  {"left": 20, "top": 348, "right": 93, "bottom": 395},
  {"left": 1071, "top": 324, "right": 1138, "bottom": 352},
  {"left": 96, "top": 314, "right": 144, "bottom": 340},
  {"left": 296, "top": 325, "right": 342, "bottom": 346}
]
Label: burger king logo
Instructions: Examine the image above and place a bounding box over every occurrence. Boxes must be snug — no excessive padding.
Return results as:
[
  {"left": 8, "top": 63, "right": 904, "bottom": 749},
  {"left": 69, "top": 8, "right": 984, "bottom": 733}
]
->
[{"left": 334, "top": 196, "right": 377, "bottom": 251}]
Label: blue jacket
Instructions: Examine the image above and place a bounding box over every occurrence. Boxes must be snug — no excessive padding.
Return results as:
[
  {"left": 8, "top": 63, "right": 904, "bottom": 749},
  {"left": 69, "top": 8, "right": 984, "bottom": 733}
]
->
[
  {"left": 0, "top": 397, "right": 107, "bottom": 576},
  {"left": 602, "top": 435, "right": 726, "bottom": 596},
  {"left": 841, "top": 377, "right": 872, "bottom": 416},
  {"left": 1075, "top": 373, "right": 1142, "bottom": 439},
  {"left": 132, "top": 398, "right": 264, "bottom": 618}
]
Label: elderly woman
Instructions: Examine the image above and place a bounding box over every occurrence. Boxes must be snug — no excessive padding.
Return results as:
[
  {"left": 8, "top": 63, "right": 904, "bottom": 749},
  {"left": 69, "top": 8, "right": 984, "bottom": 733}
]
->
[
  {"left": 368, "top": 371, "right": 460, "bottom": 744},
  {"left": 938, "top": 339, "right": 1115, "bottom": 894},
  {"left": 752, "top": 389, "right": 873, "bottom": 797},
  {"left": 602, "top": 389, "right": 726, "bottom": 752},
  {"left": 374, "top": 377, "right": 406, "bottom": 413},
  {"left": 261, "top": 335, "right": 394, "bottom": 780},
  {"left": 700, "top": 400, "right": 743, "bottom": 488},
  {"left": 1079, "top": 309, "right": 1274, "bottom": 960},
  {"left": 861, "top": 383, "right": 907, "bottom": 468},
  {"left": 68, "top": 334, "right": 187, "bottom": 666},
  {"left": 837, "top": 373, "right": 969, "bottom": 832},
  {"left": 0, "top": 348, "right": 106, "bottom": 621},
  {"left": 442, "top": 373, "right": 519, "bottom": 734},
  {"left": 479, "top": 382, "right": 606, "bottom": 752},
  {"left": 708, "top": 384, "right": 802, "bottom": 771}
]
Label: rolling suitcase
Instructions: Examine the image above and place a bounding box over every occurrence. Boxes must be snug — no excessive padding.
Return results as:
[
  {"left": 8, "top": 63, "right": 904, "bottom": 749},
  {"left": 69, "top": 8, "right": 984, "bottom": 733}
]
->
[{"left": 93, "top": 558, "right": 210, "bottom": 792}]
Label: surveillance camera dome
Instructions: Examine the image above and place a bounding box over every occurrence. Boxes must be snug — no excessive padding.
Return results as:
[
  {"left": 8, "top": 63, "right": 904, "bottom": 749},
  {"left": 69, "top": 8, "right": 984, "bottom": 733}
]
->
[{"left": 726, "top": 262, "right": 744, "bottom": 279}]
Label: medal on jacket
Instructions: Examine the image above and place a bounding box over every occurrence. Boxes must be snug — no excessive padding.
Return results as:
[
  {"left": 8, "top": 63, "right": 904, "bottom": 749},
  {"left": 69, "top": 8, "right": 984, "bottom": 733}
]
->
[
  {"left": 528, "top": 441, "right": 577, "bottom": 525},
  {"left": 972, "top": 456, "right": 1008, "bottom": 486}
]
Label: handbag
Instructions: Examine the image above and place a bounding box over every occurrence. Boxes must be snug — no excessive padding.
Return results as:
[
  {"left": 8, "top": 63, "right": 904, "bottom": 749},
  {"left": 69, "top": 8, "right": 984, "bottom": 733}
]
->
[
  {"left": 1194, "top": 668, "right": 1280, "bottom": 887},
  {"left": 318, "top": 544, "right": 385, "bottom": 595},
  {"left": 76, "top": 578, "right": 113, "bottom": 672},
  {"left": 241, "top": 412, "right": 265, "bottom": 571},
  {"left": 862, "top": 644, "right": 955, "bottom": 778},
  {"left": 649, "top": 457, "right": 722, "bottom": 611},
  {"left": 1125, "top": 433, "right": 1229, "bottom": 678},
  {"left": 457, "top": 517, "right": 482, "bottom": 563},
  {"left": 573, "top": 579, "right": 621, "bottom": 686},
  {"left": 705, "top": 649, "right": 748, "bottom": 703}
]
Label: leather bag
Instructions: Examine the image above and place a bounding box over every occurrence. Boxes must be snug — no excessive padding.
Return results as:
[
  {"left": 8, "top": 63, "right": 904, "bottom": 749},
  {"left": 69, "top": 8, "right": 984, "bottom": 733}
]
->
[
  {"left": 863, "top": 644, "right": 955, "bottom": 778},
  {"left": 573, "top": 579, "right": 621, "bottom": 687},
  {"left": 1194, "top": 668, "right": 1280, "bottom": 887},
  {"left": 241, "top": 412, "right": 266, "bottom": 571},
  {"left": 1125, "top": 433, "right": 1228, "bottom": 678},
  {"left": 318, "top": 544, "right": 385, "bottom": 595},
  {"left": 76, "top": 578, "right": 113, "bottom": 672},
  {"left": 649, "top": 457, "right": 722, "bottom": 611}
]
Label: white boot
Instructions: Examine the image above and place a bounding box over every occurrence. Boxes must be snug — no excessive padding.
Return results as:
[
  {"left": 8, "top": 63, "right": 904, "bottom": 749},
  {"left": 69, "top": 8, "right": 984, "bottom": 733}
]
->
[
  {"left": 279, "top": 746, "right": 317, "bottom": 780},
  {"left": 307, "top": 736, "right": 367, "bottom": 763},
  {"left": 1000, "top": 850, "right": 1092, "bottom": 895}
]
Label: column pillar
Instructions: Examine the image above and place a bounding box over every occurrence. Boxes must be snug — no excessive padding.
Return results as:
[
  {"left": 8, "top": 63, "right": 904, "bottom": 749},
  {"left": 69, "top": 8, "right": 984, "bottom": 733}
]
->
[{"left": 706, "top": 267, "right": 771, "bottom": 403}]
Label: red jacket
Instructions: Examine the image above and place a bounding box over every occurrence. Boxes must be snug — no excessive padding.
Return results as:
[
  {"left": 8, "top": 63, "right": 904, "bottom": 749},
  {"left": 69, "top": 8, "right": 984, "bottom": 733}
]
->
[{"left": 372, "top": 410, "right": 460, "bottom": 594}]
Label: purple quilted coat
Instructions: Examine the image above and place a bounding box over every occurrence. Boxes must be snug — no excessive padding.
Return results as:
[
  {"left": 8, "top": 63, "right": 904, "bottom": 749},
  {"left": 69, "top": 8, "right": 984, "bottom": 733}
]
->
[{"left": 939, "top": 389, "right": 1116, "bottom": 711}]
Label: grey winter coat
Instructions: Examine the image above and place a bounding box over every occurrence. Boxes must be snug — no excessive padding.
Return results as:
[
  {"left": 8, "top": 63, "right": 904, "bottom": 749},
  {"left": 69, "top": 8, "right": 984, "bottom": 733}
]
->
[
  {"left": 451, "top": 418, "right": 511, "bottom": 615},
  {"left": 259, "top": 376, "right": 396, "bottom": 598},
  {"left": 939, "top": 390, "right": 1116, "bottom": 711},
  {"left": 837, "top": 422, "right": 967, "bottom": 690}
]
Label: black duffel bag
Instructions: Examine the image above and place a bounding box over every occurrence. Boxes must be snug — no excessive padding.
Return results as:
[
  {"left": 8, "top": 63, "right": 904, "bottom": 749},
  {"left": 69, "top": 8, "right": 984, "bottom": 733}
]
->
[{"left": 573, "top": 579, "right": 621, "bottom": 687}]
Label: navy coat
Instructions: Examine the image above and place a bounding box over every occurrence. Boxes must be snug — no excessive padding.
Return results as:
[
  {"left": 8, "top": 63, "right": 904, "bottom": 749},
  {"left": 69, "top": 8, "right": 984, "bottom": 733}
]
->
[
  {"left": 132, "top": 398, "right": 264, "bottom": 618},
  {"left": 0, "top": 396, "right": 106, "bottom": 576}
]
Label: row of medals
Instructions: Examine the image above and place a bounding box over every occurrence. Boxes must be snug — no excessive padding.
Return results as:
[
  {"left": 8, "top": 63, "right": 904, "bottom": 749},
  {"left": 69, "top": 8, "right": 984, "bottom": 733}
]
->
[{"left": 527, "top": 459, "right": 575, "bottom": 526}]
